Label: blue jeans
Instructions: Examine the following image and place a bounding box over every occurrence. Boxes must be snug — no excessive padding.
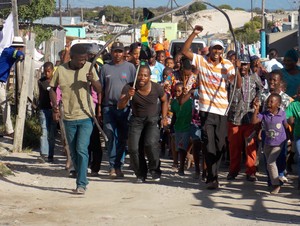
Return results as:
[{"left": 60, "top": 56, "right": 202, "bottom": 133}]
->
[
  {"left": 103, "top": 106, "right": 129, "bottom": 169},
  {"left": 64, "top": 118, "right": 93, "bottom": 188},
  {"left": 39, "top": 109, "right": 56, "bottom": 158},
  {"left": 294, "top": 137, "right": 300, "bottom": 182}
]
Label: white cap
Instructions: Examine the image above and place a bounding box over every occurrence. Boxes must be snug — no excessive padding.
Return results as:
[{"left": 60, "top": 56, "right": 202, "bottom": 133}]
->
[
  {"left": 210, "top": 40, "right": 224, "bottom": 49},
  {"left": 11, "top": 36, "right": 25, "bottom": 47}
]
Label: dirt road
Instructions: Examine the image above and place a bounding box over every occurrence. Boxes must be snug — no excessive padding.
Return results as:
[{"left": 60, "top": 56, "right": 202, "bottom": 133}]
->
[{"left": 0, "top": 139, "right": 299, "bottom": 226}]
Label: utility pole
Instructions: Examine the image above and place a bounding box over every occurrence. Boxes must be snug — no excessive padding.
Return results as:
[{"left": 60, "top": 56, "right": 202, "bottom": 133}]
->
[
  {"left": 11, "top": 0, "right": 19, "bottom": 35},
  {"left": 11, "top": 0, "right": 20, "bottom": 113},
  {"left": 262, "top": 0, "right": 265, "bottom": 29},
  {"left": 81, "top": 8, "right": 83, "bottom": 23},
  {"left": 251, "top": 0, "right": 253, "bottom": 21},
  {"left": 298, "top": 6, "right": 300, "bottom": 50},
  {"left": 171, "top": 0, "right": 173, "bottom": 23},
  {"left": 59, "top": 0, "right": 62, "bottom": 26},
  {"left": 133, "top": 0, "right": 136, "bottom": 42},
  {"left": 260, "top": 0, "right": 266, "bottom": 58}
]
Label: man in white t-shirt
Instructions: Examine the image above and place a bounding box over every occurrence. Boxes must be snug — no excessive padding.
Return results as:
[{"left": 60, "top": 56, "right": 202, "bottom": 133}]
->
[{"left": 263, "top": 48, "right": 283, "bottom": 73}]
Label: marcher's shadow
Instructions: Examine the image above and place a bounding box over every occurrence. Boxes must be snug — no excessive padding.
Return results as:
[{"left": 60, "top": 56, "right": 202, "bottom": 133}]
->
[{"left": 192, "top": 174, "right": 300, "bottom": 224}]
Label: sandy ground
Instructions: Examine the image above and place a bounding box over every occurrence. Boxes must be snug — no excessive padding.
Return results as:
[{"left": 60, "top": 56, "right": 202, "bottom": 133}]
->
[{"left": 0, "top": 136, "right": 300, "bottom": 226}]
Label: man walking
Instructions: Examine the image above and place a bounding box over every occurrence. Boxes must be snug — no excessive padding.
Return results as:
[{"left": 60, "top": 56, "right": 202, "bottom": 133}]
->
[
  {"left": 50, "top": 44, "right": 101, "bottom": 194},
  {"left": 100, "top": 41, "right": 136, "bottom": 178},
  {"left": 182, "top": 25, "right": 241, "bottom": 189}
]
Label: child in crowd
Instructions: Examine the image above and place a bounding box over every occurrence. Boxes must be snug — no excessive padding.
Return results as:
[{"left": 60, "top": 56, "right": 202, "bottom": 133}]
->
[
  {"left": 252, "top": 93, "right": 289, "bottom": 194},
  {"left": 165, "top": 57, "right": 175, "bottom": 69},
  {"left": 156, "top": 50, "right": 166, "bottom": 64},
  {"left": 285, "top": 86, "right": 300, "bottom": 190},
  {"left": 170, "top": 83, "right": 193, "bottom": 175},
  {"left": 260, "top": 70, "right": 292, "bottom": 183},
  {"left": 38, "top": 62, "right": 57, "bottom": 163}
]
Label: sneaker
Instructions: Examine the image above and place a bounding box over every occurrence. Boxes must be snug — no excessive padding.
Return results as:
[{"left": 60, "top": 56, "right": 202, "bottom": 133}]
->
[
  {"left": 278, "top": 175, "right": 288, "bottom": 183},
  {"left": 90, "top": 171, "right": 99, "bottom": 177},
  {"left": 246, "top": 174, "right": 258, "bottom": 182},
  {"left": 109, "top": 169, "right": 117, "bottom": 178},
  {"left": 206, "top": 180, "right": 219, "bottom": 190},
  {"left": 74, "top": 187, "right": 86, "bottom": 195},
  {"left": 115, "top": 169, "right": 124, "bottom": 178},
  {"left": 151, "top": 173, "right": 161, "bottom": 182},
  {"left": 270, "top": 185, "right": 281, "bottom": 194},
  {"left": 227, "top": 173, "right": 237, "bottom": 180},
  {"left": 177, "top": 169, "right": 185, "bottom": 176},
  {"left": 69, "top": 170, "right": 77, "bottom": 178},
  {"left": 136, "top": 177, "right": 145, "bottom": 183}
]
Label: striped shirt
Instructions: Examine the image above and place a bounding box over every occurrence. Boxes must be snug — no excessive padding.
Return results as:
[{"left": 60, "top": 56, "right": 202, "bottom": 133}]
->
[{"left": 192, "top": 53, "right": 235, "bottom": 116}]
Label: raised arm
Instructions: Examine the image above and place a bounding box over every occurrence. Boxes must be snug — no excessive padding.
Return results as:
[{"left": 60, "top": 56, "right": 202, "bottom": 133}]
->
[
  {"left": 182, "top": 25, "right": 203, "bottom": 61},
  {"left": 251, "top": 97, "right": 261, "bottom": 124}
]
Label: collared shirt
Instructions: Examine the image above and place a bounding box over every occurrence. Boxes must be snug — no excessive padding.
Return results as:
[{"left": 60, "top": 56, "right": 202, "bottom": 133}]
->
[
  {"left": 192, "top": 53, "right": 235, "bottom": 116},
  {"left": 228, "top": 72, "right": 263, "bottom": 125}
]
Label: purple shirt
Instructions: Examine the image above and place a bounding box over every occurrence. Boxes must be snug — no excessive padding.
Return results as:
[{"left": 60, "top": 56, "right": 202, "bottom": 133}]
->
[{"left": 257, "top": 108, "right": 287, "bottom": 146}]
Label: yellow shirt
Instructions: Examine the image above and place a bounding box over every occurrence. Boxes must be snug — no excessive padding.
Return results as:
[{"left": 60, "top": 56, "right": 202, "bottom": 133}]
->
[{"left": 50, "top": 62, "right": 99, "bottom": 120}]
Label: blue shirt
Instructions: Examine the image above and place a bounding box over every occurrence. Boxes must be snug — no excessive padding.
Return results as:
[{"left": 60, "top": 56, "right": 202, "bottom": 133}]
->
[
  {"left": 0, "top": 47, "right": 24, "bottom": 82},
  {"left": 150, "top": 61, "right": 165, "bottom": 83}
]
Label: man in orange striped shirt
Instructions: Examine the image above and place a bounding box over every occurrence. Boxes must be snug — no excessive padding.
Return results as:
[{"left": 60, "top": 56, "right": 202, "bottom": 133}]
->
[{"left": 182, "top": 25, "right": 241, "bottom": 190}]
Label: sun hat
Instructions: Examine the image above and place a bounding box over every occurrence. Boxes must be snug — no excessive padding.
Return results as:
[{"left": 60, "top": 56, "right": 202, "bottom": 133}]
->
[{"left": 11, "top": 36, "right": 25, "bottom": 47}]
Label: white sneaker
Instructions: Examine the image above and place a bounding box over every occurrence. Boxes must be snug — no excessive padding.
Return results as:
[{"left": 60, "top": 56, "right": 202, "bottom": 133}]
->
[{"left": 279, "top": 176, "right": 288, "bottom": 183}]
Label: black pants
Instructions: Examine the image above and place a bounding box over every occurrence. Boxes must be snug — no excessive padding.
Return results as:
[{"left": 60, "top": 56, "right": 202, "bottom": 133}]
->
[
  {"left": 200, "top": 111, "right": 227, "bottom": 183},
  {"left": 88, "top": 123, "right": 103, "bottom": 173},
  {"left": 128, "top": 115, "right": 161, "bottom": 179}
]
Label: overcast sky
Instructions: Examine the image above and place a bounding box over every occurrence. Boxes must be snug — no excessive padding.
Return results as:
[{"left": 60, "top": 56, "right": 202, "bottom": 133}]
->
[{"left": 59, "top": 0, "right": 298, "bottom": 10}]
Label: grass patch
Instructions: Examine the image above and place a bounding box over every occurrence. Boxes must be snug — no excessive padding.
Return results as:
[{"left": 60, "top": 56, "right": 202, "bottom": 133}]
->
[{"left": 0, "top": 162, "right": 14, "bottom": 177}]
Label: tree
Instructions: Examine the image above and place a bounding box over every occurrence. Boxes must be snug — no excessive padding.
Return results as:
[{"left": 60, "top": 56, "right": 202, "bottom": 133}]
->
[
  {"left": 218, "top": 4, "right": 233, "bottom": 10},
  {"left": 18, "top": 0, "right": 55, "bottom": 22},
  {"left": 234, "top": 21, "right": 260, "bottom": 44},
  {"left": 188, "top": 2, "right": 207, "bottom": 14},
  {"left": 235, "top": 7, "right": 245, "bottom": 11}
]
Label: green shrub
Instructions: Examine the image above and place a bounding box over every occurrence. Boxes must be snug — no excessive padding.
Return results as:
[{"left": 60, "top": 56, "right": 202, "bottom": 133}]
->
[{"left": 22, "top": 115, "right": 42, "bottom": 149}]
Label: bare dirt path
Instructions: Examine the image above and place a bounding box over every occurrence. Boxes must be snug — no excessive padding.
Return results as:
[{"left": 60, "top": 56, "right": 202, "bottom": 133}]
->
[{"left": 0, "top": 137, "right": 299, "bottom": 226}]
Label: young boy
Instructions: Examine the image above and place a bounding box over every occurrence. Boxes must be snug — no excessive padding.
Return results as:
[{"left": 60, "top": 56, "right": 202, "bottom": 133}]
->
[
  {"left": 260, "top": 70, "right": 292, "bottom": 183},
  {"left": 252, "top": 93, "right": 289, "bottom": 194},
  {"left": 38, "top": 62, "right": 57, "bottom": 162},
  {"left": 171, "top": 82, "right": 193, "bottom": 175}
]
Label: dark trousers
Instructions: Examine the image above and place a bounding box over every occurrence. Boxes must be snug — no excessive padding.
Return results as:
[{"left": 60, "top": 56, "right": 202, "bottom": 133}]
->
[
  {"left": 128, "top": 115, "right": 161, "bottom": 178},
  {"left": 88, "top": 123, "right": 103, "bottom": 173},
  {"left": 200, "top": 111, "right": 227, "bottom": 183}
]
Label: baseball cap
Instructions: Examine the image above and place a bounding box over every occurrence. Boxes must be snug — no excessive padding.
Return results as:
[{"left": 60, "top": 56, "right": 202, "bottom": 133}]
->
[
  {"left": 111, "top": 41, "right": 124, "bottom": 52},
  {"left": 210, "top": 40, "right": 224, "bottom": 49},
  {"left": 239, "top": 55, "right": 250, "bottom": 63}
]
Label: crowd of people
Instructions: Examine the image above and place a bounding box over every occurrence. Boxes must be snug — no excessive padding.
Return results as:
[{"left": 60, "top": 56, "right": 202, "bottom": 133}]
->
[{"left": 2, "top": 25, "right": 300, "bottom": 195}]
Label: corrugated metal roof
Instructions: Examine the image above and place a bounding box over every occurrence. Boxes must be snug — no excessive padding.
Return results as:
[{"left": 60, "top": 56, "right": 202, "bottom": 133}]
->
[{"left": 34, "top": 17, "right": 81, "bottom": 26}]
